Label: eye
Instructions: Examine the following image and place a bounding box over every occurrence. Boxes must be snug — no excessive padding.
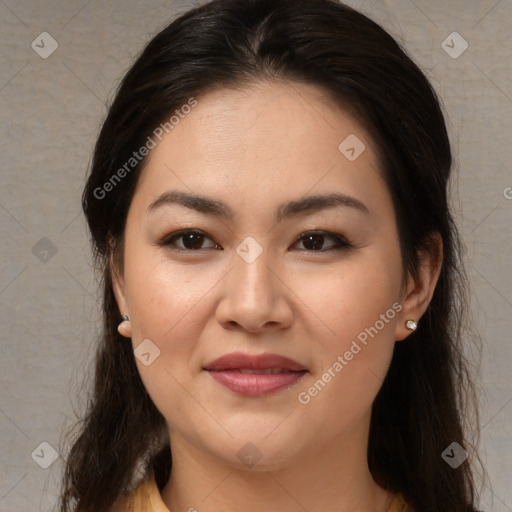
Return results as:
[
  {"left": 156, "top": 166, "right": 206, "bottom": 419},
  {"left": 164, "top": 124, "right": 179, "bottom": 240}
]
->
[
  {"left": 157, "top": 229, "right": 222, "bottom": 251},
  {"left": 291, "top": 230, "right": 353, "bottom": 252}
]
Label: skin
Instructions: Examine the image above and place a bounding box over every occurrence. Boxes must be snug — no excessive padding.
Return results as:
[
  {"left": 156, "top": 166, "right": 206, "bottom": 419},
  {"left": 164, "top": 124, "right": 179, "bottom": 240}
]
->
[{"left": 113, "top": 81, "right": 442, "bottom": 512}]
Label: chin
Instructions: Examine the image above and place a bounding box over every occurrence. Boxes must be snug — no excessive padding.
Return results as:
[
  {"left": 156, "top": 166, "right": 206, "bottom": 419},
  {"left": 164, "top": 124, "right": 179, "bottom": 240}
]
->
[{"left": 207, "top": 428, "right": 306, "bottom": 472}]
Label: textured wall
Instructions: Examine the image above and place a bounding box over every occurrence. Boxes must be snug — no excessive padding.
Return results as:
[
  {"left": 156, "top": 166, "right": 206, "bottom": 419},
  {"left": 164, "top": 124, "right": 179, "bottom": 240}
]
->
[{"left": 0, "top": 0, "right": 510, "bottom": 510}]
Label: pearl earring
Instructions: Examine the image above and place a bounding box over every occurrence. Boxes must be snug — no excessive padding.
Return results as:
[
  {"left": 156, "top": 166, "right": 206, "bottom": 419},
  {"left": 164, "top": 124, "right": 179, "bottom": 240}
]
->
[{"left": 117, "top": 314, "right": 131, "bottom": 336}]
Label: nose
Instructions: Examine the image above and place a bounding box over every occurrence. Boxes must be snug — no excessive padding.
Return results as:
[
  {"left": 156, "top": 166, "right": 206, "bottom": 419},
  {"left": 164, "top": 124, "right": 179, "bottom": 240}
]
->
[{"left": 215, "top": 244, "right": 293, "bottom": 333}]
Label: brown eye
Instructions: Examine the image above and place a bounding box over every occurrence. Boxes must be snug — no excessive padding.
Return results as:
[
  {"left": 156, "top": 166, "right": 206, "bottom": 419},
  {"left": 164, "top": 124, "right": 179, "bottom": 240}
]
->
[
  {"left": 293, "top": 231, "right": 352, "bottom": 252},
  {"left": 180, "top": 232, "right": 207, "bottom": 250},
  {"left": 158, "top": 230, "right": 221, "bottom": 251}
]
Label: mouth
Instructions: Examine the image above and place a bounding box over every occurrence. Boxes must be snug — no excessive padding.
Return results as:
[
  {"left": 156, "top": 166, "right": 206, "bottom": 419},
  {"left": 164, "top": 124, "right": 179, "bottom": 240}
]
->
[{"left": 203, "top": 352, "right": 308, "bottom": 396}]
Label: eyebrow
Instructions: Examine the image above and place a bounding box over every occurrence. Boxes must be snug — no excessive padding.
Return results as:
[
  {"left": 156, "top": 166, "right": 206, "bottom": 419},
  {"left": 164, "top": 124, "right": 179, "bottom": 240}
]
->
[{"left": 146, "top": 190, "right": 370, "bottom": 221}]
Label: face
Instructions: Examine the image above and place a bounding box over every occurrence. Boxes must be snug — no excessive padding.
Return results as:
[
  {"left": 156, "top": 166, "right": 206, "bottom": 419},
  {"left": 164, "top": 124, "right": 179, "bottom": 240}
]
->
[{"left": 113, "top": 81, "right": 417, "bottom": 470}]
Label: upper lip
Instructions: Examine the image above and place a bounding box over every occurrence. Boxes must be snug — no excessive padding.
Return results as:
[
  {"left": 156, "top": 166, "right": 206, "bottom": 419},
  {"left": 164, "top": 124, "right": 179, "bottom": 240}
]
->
[{"left": 203, "top": 352, "right": 307, "bottom": 371}]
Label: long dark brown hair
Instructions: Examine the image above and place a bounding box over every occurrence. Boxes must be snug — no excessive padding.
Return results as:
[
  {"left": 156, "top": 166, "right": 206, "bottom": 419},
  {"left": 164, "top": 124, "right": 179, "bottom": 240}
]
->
[{"left": 59, "top": 1, "right": 483, "bottom": 511}]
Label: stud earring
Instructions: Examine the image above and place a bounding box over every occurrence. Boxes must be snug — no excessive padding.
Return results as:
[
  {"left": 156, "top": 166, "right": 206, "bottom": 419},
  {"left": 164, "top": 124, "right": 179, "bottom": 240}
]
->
[
  {"left": 118, "top": 314, "right": 131, "bottom": 336},
  {"left": 405, "top": 319, "right": 417, "bottom": 331}
]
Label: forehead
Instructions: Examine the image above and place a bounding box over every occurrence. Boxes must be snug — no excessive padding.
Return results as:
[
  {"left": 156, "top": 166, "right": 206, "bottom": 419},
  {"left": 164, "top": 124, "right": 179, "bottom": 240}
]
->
[{"left": 132, "top": 81, "right": 391, "bottom": 220}]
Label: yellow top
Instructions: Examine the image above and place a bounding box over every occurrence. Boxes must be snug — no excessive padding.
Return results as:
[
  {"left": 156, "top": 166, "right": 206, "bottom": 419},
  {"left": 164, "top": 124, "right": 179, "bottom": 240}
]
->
[{"left": 111, "top": 473, "right": 413, "bottom": 512}]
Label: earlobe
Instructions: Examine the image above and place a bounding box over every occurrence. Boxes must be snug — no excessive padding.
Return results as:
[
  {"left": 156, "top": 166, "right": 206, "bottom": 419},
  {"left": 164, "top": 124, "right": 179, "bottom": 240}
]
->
[
  {"left": 395, "top": 233, "right": 443, "bottom": 341},
  {"left": 117, "top": 314, "right": 132, "bottom": 338}
]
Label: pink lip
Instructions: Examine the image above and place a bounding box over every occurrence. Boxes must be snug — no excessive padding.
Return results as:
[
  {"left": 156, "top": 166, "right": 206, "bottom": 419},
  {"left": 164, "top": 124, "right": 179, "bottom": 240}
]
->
[{"left": 203, "top": 352, "right": 308, "bottom": 397}]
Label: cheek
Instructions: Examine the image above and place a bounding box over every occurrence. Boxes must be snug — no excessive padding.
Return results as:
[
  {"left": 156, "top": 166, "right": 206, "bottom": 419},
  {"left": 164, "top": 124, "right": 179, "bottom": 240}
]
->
[
  {"left": 296, "top": 272, "right": 399, "bottom": 431},
  {"left": 295, "top": 250, "right": 401, "bottom": 404},
  {"left": 300, "top": 252, "right": 402, "bottom": 338},
  {"left": 123, "top": 255, "right": 217, "bottom": 423},
  {"left": 125, "top": 246, "right": 222, "bottom": 340}
]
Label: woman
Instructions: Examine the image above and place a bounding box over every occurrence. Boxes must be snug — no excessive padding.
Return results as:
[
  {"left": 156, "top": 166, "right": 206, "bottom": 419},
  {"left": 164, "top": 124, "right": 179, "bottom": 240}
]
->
[{"left": 59, "top": 0, "right": 482, "bottom": 511}]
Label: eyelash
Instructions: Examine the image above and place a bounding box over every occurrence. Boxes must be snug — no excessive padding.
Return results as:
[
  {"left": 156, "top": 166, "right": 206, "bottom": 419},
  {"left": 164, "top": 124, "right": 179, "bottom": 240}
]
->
[{"left": 156, "top": 229, "right": 354, "bottom": 253}]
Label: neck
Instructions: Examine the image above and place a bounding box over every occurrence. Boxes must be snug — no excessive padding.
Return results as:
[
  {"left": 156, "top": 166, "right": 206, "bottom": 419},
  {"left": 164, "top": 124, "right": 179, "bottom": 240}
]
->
[{"left": 161, "top": 414, "right": 393, "bottom": 512}]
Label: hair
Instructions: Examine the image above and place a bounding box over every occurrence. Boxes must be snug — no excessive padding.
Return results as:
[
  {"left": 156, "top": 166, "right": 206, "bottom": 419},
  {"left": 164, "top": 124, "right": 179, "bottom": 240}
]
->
[{"left": 59, "top": 1, "right": 483, "bottom": 511}]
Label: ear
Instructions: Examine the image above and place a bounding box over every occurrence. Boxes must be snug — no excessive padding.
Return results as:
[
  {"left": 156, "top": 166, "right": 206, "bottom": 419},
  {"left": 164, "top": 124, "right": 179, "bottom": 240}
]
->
[
  {"left": 395, "top": 232, "right": 443, "bottom": 341},
  {"left": 109, "top": 239, "right": 131, "bottom": 338}
]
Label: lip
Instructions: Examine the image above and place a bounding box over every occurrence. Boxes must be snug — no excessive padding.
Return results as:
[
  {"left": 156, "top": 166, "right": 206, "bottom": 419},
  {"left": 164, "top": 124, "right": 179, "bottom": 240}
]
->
[{"left": 203, "top": 352, "right": 308, "bottom": 397}]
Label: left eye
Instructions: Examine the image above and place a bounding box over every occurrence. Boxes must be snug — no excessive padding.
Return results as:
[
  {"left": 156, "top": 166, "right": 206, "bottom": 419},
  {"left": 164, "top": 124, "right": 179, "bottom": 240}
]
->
[{"left": 292, "top": 231, "right": 352, "bottom": 252}]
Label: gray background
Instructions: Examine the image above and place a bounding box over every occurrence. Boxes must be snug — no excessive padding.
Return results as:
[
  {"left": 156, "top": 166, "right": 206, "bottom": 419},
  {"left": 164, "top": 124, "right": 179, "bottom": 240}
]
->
[{"left": 0, "top": 0, "right": 511, "bottom": 510}]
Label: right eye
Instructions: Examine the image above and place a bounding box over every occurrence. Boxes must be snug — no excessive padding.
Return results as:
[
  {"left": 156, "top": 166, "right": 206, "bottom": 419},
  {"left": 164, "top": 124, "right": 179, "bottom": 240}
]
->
[{"left": 157, "top": 229, "right": 223, "bottom": 252}]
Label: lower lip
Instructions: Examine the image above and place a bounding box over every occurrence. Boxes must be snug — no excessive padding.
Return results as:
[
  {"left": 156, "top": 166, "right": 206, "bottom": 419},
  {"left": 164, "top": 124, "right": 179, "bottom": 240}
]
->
[{"left": 206, "top": 369, "right": 307, "bottom": 396}]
